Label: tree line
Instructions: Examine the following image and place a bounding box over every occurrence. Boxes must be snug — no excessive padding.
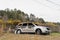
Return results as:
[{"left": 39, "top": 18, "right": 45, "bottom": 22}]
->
[{"left": 0, "top": 8, "right": 45, "bottom": 23}]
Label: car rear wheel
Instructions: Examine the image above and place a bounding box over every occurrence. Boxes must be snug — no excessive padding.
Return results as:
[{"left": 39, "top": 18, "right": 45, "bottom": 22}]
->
[{"left": 15, "top": 30, "right": 21, "bottom": 34}]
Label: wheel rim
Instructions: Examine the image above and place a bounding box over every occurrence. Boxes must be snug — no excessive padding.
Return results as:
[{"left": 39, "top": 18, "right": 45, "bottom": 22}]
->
[
  {"left": 37, "top": 30, "right": 40, "bottom": 35},
  {"left": 17, "top": 30, "right": 20, "bottom": 34}
]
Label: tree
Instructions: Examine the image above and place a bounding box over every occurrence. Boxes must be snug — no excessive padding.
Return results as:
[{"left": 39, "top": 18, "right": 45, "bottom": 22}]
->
[
  {"left": 39, "top": 18, "right": 45, "bottom": 23},
  {"left": 30, "top": 13, "right": 36, "bottom": 22},
  {"left": 0, "top": 10, "right": 6, "bottom": 16}
]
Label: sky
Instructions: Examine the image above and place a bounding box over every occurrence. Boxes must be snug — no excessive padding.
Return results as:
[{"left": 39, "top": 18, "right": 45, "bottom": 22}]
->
[{"left": 0, "top": 0, "right": 60, "bottom": 22}]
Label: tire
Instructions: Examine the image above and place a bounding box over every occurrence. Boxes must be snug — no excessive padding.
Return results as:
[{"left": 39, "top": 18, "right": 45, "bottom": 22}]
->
[
  {"left": 15, "top": 30, "right": 21, "bottom": 34},
  {"left": 36, "top": 29, "right": 42, "bottom": 35}
]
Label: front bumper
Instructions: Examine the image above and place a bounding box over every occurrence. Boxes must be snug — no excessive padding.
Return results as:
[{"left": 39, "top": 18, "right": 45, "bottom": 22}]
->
[{"left": 42, "top": 30, "right": 51, "bottom": 34}]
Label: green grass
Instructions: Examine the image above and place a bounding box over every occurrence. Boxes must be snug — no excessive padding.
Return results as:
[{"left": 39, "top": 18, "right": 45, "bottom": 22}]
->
[{"left": 51, "top": 32, "right": 60, "bottom": 36}]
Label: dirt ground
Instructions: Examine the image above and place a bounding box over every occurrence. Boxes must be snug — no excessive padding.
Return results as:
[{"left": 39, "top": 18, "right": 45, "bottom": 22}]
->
[{"left": 0, "top": 33, "right": 60, "bottom": 40}]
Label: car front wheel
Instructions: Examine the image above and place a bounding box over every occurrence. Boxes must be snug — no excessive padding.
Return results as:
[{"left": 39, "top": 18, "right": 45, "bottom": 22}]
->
[{"left": 36, "top": 29, "right": 42, "bottom": 35}]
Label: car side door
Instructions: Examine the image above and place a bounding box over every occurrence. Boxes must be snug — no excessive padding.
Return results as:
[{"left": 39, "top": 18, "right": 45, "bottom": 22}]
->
[
  {"left": 21, "top": 23, "right": 28, "bottom": 32},
  {"left": 27, "top": 23, "right": 35, "bottom": 32}
]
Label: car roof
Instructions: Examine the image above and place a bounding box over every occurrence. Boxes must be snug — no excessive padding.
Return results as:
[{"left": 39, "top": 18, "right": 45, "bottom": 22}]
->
[{"left": 18, "top": 22, "right": 33, "bottom": 25}]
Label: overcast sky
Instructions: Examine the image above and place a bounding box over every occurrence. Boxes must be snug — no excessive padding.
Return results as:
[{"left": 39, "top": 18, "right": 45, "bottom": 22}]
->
[{"left": 0, "top": 0, "right": 60, "bottom": 22}]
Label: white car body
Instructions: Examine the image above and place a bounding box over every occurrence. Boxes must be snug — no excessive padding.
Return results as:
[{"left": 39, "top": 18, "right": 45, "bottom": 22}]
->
[{"left": 15, "top": 22, "right": 51, "bottom": 34}]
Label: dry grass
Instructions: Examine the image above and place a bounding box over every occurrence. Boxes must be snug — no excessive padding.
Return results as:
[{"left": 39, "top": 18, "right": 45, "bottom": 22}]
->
[{"left": 0, "top": 33, "right": 60, "bottom": 40}]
